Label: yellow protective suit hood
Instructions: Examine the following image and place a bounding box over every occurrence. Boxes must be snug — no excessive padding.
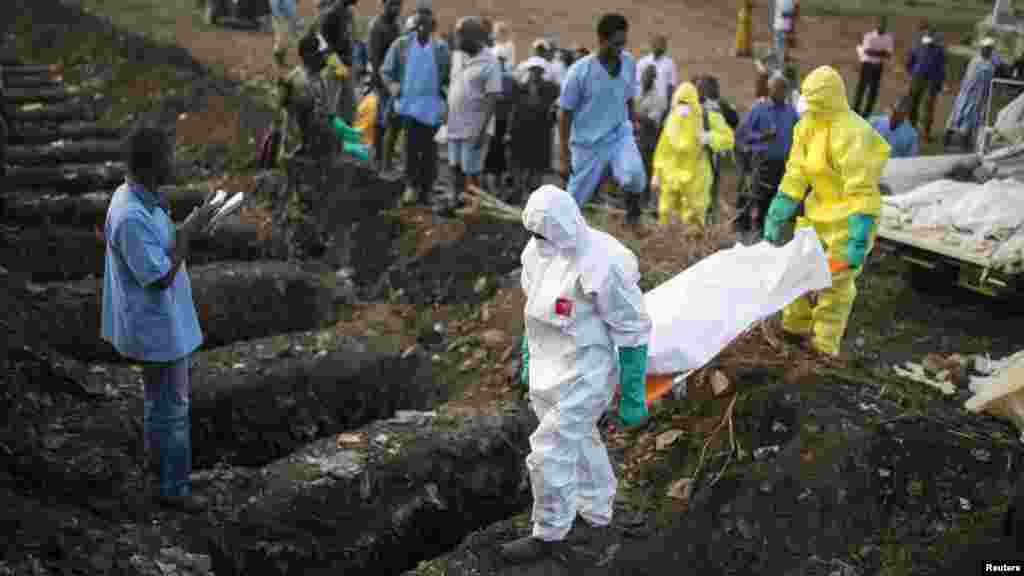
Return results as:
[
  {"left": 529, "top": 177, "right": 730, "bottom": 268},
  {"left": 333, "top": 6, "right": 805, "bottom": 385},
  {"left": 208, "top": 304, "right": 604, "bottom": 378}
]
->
[
  {"left": 779, "top": 65, "right": 890, "bottom": 224},
  {"left": 652, "top": 82, "right": 735, "bottom": 226},
  {"left": 800, "top": 66, "right": 849, "bottom": 116},
  {"left": 663, "top": 83, "right": 703, "bottom": 149}
]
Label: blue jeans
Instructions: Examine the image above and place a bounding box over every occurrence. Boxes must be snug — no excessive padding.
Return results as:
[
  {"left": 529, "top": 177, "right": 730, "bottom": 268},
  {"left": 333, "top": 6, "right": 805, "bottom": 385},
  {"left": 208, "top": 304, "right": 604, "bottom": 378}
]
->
[
  {"left": 448, "top": 138, "right": 487, "bottom": 176},
  {"left": 143, "top": 357, "right": 192, "bottom": 498},
  {"left": 774, "top": 29, "right": 787, "bottom": 59}
]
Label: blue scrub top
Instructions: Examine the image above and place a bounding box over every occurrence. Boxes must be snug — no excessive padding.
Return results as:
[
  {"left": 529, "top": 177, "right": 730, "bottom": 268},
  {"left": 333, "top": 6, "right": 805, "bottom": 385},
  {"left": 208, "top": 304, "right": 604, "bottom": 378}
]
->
[
  {"left": 558, "top": 52, "right": 637, "bottom": 148},
  {"left": 101, "top": 180, "right": 203, "bottom": 363}
]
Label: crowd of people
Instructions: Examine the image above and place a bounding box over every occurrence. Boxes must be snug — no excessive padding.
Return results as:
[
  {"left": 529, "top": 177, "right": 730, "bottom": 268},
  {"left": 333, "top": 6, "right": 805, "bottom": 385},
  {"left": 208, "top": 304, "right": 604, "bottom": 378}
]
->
[
  {"left": 101, "top": 1, "right": 1021, "bottom": 563},
  {"left": 265, "top": 1, "right": 1020, "bottom": 238}
]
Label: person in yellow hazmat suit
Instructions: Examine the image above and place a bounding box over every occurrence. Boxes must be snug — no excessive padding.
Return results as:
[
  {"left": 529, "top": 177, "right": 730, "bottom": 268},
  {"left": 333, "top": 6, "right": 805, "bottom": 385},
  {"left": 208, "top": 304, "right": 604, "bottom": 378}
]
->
[
  {"left": 763, "top": 65, "right": 890, "bottom": 357},
  {"left": 354, "top": 89, "right": 378, "bottom": 150},
  {"left": 650, "top": 82, "right": 734, "bottom": 227}
]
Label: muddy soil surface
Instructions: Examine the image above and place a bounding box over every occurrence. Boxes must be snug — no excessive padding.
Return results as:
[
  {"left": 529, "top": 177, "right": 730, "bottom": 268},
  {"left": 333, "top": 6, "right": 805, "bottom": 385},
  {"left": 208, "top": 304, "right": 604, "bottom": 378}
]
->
[{"left": 384, "top": 214, "right": 529, "bottom": 306}]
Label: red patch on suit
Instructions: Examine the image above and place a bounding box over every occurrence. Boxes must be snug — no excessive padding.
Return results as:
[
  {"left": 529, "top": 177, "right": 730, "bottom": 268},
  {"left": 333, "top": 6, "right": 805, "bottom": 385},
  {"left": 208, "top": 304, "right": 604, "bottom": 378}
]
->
[{"left": 554, "top": 297, "right": 574, "bottom": 317}]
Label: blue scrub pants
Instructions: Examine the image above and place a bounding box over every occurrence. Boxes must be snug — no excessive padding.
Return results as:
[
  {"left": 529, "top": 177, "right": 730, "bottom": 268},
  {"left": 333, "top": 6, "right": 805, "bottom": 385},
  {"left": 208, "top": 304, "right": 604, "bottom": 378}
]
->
[
  {"left": 566, "top": 133, "right": 646, "bottom": 207},
  {"left": 143, "top": 356, "right": 192, "bottom": 498}
]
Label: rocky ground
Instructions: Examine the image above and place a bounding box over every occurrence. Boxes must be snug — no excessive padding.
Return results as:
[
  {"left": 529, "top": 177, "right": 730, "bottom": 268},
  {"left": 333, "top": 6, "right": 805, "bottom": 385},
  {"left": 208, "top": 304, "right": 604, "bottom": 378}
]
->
[{"left": 3, "top": 0, "right": 1023, "bottom": 575}]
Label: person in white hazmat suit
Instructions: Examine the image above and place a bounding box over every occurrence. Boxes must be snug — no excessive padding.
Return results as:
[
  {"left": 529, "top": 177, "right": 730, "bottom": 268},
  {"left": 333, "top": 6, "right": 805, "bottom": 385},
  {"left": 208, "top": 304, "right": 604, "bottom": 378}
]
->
[{"left": 500, "top": 185, "right": 653, "bottom": 564}]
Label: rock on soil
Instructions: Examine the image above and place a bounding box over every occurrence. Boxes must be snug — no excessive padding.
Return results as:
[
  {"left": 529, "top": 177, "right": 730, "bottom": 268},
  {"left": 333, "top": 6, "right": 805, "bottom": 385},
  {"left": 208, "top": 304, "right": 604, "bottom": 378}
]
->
[{"left": 31, "top": 260, "right": 339, "bottom": 362}]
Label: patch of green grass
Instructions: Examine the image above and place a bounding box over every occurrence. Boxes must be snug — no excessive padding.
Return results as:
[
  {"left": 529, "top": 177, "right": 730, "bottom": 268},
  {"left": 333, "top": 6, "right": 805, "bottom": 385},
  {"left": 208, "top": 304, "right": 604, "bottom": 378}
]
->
[
  {"left": 410, "top": 557, "right": 450, "bottom": 576},
  {"left": 281, "top": 460, "right": 324, "bottom": 483},
  {"left": 801, "top": 0, "right": 988, "bottom": 28},
  {"left": 76, "top": 0, "right": 205, "bottom": 45}
]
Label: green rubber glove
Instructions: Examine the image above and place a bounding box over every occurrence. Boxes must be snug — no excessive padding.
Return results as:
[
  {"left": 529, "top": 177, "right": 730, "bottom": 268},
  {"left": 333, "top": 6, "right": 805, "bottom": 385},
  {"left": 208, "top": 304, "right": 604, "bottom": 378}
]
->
[
  {"left": 763, "top": 193, "right": 801, "bottom": 244},
  {"left": 847, "top": 213, "right": 876, "bottom": 269},
  {"left": 343, "top": 141, "right": 370, "bottom": 162},
  {"left": 520, "top": 335, "right": 529, "bottom": 387},
  {"left": 618, "top": 345, "right": 649, "bottom": 427},
  {"left": 330, "top": 115, "right": 363, "bottom": 143}
]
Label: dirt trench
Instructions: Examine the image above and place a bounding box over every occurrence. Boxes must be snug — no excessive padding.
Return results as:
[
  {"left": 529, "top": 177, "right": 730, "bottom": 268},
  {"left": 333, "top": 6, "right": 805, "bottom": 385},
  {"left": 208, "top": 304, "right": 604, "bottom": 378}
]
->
[{"left": 0, "top": 5, "right": 544, "bottom": 576}]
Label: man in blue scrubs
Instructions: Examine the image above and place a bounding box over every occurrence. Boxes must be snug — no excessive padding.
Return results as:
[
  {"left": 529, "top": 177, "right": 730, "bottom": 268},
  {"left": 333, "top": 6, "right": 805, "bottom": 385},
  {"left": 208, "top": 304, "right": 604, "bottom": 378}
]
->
[
  {"left": 557, "top": 13, "right": 646, "bottom": 226},
  {"left": 102, "top": 126, "right": 217, "bottom": 512},
  {"left": 380, "top": 0, "right": 451, "bottom": 206}
]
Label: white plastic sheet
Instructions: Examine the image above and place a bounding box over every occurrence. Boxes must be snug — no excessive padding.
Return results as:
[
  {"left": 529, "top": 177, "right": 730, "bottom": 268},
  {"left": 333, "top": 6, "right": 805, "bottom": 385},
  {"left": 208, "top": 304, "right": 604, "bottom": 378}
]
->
[
  {"left": 880, "top": 154, "right": 979, "bottom": 197},
  {"left": 912, "top": 179, "right": 1024, "bottom": 238},
  {"left": 643, "top": 227, "right": 832, "bottom": 375}
]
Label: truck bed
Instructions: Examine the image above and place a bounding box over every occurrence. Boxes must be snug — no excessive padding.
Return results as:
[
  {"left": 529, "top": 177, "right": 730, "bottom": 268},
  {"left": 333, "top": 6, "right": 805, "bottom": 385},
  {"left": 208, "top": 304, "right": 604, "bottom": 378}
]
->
[{"left": 877, "top": 225, "right": 996, "bottom": 268}]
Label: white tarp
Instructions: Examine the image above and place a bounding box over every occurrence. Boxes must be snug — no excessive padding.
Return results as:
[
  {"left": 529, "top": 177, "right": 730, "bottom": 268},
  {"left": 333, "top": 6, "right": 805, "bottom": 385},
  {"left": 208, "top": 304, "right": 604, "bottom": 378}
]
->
[
  {"left": 912, "top": 178, "right": 1024, "bottom": 239},
  {"left": 880, "top": 154, "right": 979, "bottom": 197},
  {"left": 644, "top": 227, "right": 832, "bottom": 375}
]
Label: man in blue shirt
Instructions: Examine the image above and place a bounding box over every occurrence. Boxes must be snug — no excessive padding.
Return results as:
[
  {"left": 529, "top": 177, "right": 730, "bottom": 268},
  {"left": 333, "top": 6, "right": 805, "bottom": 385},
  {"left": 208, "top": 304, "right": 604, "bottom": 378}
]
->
[
  {"left": 558, "top": 13, "right": 646, "bottom": 226},
  {"left": 870, "top": 96, "right": 920, "bottom": 158},
  {"left": 906, "top": 30, "right": 946, "bottom": 141},
  {"left": 735, "top": 73, "right": 798, "bottom": 237},
  {"left": 101, "top": 127, "right": 217, "bottom": 512},
  {"left": 381, "top": 0, "right": 450, "bottom": 206}
]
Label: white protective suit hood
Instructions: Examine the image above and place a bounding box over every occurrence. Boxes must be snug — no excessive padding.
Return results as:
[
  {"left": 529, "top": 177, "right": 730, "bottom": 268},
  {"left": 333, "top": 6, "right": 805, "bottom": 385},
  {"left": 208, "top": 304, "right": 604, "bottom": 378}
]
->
[{"left": 522, "top": 184, "right": 589, "bottom": 257}]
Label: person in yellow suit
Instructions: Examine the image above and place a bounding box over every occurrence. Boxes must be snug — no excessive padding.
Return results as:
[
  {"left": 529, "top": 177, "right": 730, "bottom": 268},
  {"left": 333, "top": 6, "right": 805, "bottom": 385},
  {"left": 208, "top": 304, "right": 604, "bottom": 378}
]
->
[
  {"left": 763, "top": 65, "right": 890, "bottom": 357},
  {"left": 354, "top": 90, "right": 378, "bottom": 150},
  {"left": 651, "top": 82, "right": 734, "bottom": 227}
]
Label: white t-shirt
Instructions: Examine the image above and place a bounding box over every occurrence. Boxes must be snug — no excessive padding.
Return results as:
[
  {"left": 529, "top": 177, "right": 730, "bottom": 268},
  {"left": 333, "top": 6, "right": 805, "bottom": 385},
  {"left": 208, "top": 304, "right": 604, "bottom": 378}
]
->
[
  {"left": 636, "top": 53, "right": 679, "bottom": 104},
  {"left": 774, "top": 0, "right": 794, "bottom": 32},
  {"left": 491, "top": 42, "right": 516, "bottom": 69}
]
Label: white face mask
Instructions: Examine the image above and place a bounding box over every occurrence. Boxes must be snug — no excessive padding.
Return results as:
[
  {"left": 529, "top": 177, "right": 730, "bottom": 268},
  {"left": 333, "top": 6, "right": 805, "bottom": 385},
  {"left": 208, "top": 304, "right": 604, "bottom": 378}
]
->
[
  {"left": 677, "top": 105, "right": 691, "bottom": 118},
  {"left": 796, "top": 96, "right": 809, "bottom": 115}
]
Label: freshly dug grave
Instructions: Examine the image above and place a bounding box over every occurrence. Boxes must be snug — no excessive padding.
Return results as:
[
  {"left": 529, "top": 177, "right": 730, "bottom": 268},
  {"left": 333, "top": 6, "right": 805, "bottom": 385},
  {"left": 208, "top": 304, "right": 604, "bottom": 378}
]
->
[
  {"left": 3, "top": 161, "right": 126, "bottom": 193},
  {"left": 0, "top": 223, "right": 105, "bottom": 282},
  {"left": 267, "top": 159, "right": 403, "bottom": 262},
  {"left": 3, "top": 86, "right": 73, "bottom": 105},
  {"left": 5, "top": 138, "right": 123, "bottom": 166},
  {"left": 10, "top": 121, "right": 121, "bottom": 146},
  {"left": 205, "top": 403, "right": 537, "bottom": 576},
  {"left": 406, "top": 379, "right": 1022, "bottom": 576},
  {"left": 0, "top": 220, "right": 272, "bottom": 282},
  {"left": 1, "top": 185, "right": 249, "bottom": 229},
  {"left": 6, "top": 328, "right": 438, "bottom": 508},
  {"left": 9, "top": 99, "right": 97, "bottom": 123},
  {"left": 381, "top": 214, "right": 529, "bottom": 306},
  {"left": 31, "top": 260, "right": 340, "bottom": 363},
  {"left": 188, "top": 334, "right": 437, "bottom": 469}
]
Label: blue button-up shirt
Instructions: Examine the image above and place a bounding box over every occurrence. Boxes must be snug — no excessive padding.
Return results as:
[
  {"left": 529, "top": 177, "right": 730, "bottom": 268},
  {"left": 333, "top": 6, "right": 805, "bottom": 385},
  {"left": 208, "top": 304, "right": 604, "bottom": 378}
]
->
[
  {"left": 383, "top": 35, "right": 445, "bottom": 126},
  {"left": 558, "top": 52, "right": 637, "bottom": 148},
  {"left": 870, "top": 114, "right": 920, "bottom": 158},
  {"left": 737, "top": 99, "right": 799, "bottom": 162},
  {"left": 906, "top": 44, "right": 946, "bottom": 89},
  {"left": 101, "top": 180, "right": 202, "bottom": 363}
]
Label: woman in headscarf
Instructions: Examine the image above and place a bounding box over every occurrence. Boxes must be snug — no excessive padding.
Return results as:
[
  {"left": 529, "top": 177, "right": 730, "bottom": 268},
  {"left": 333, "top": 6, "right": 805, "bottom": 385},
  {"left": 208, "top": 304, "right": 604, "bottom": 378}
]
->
[
  {"left": 651, "top": 82, "right": 734, "bottom": 227},
  {"left": 945, "top": 37, "right": 1004, "bottom": 151}
]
